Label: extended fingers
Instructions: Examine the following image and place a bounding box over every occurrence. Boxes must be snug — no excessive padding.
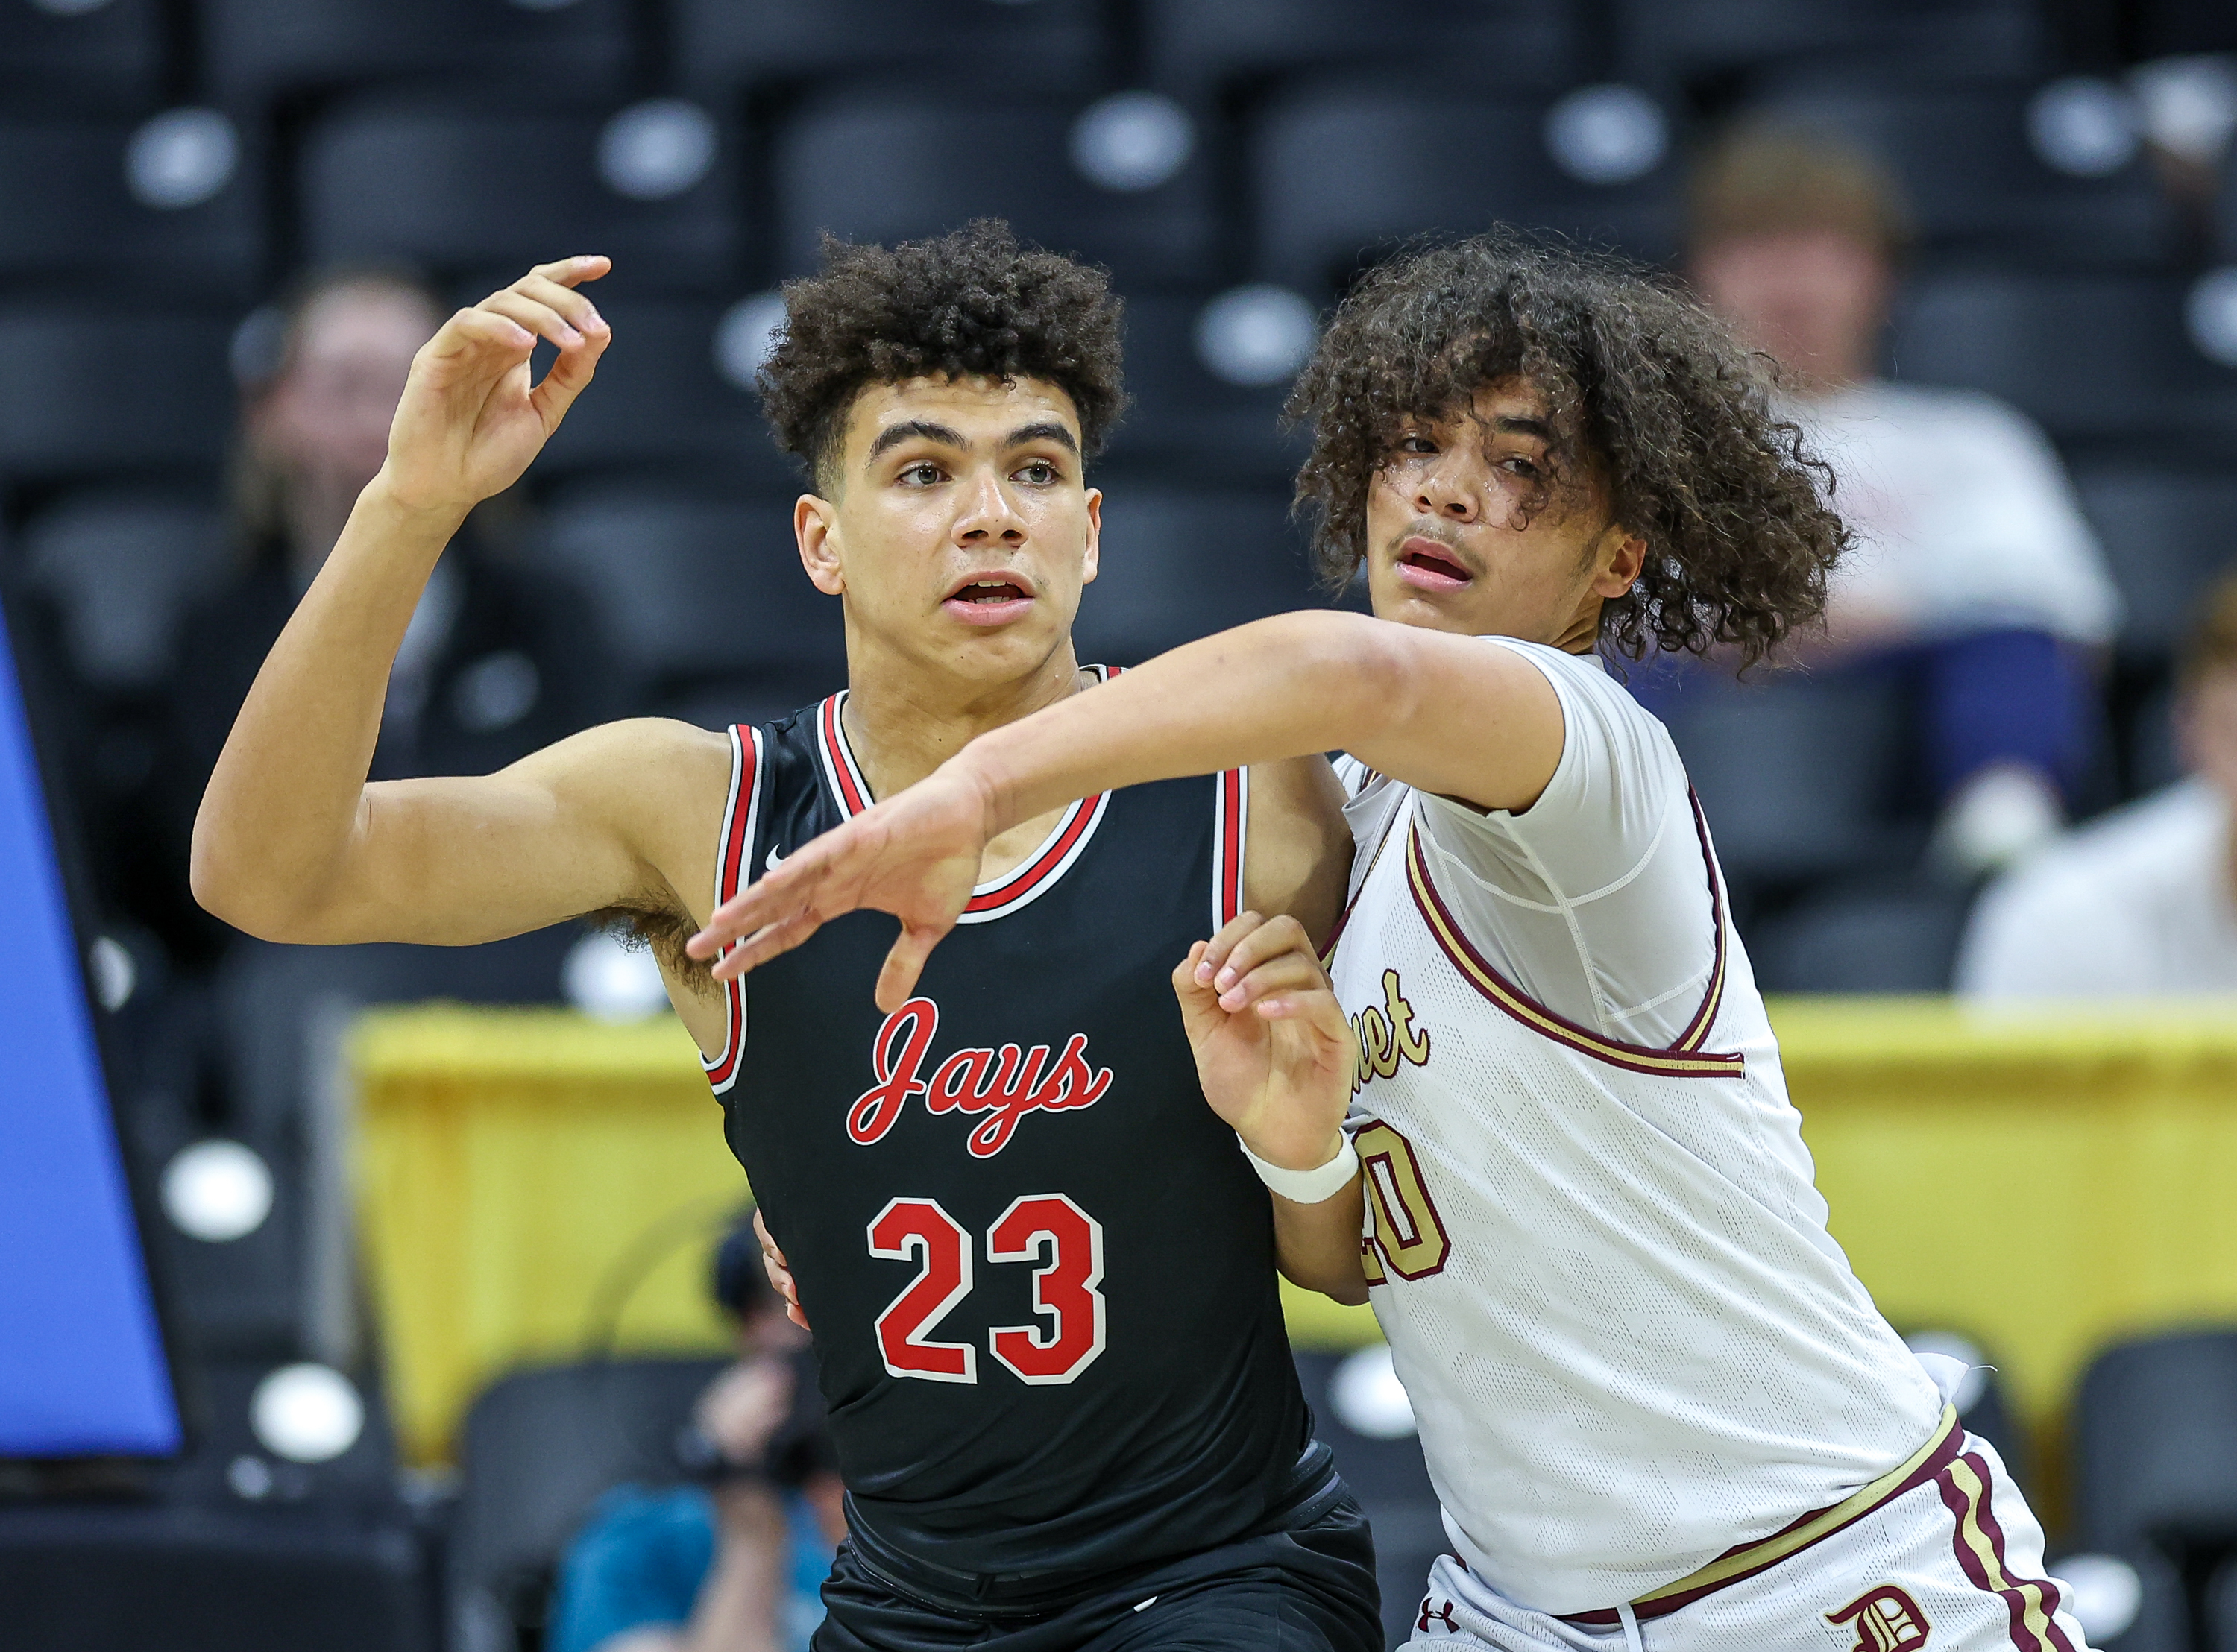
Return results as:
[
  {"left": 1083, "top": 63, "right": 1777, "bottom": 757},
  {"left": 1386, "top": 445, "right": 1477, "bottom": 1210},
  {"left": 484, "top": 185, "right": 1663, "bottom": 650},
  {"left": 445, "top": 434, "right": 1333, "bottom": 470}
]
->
[
  {"left": 529, "top": 253, "right": 611, "bottom": 289},
  {"left": 709, "top": 910, "right": 821, "bottom": 980},
  {"left": 1218, "top": 948, "right": 1329, "bottom": 1012},
  {"left": 480, "top": 288, "right": 594, "bottom": 352},
  {"left": 1201, "top": 913, "right": 1315, "bottom": 994}
]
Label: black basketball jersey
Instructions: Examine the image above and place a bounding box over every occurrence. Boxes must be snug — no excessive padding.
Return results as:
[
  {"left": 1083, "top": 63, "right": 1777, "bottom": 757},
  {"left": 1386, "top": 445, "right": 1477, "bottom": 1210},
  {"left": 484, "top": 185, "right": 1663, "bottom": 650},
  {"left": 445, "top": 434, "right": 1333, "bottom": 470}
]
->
[{"left": 699, "top": 680, "right": 1320, "bottom": 1602}]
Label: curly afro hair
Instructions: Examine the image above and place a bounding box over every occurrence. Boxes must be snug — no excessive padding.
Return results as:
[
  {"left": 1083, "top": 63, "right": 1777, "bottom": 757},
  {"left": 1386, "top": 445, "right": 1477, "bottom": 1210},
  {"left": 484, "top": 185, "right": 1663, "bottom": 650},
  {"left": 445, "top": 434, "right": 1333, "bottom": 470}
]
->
[
  {"left": 1288, "top": 232, "right": 1849, "bottom": 668},
  {"left": 758, "top": 220, "right": 1128, "bottom": 491}
]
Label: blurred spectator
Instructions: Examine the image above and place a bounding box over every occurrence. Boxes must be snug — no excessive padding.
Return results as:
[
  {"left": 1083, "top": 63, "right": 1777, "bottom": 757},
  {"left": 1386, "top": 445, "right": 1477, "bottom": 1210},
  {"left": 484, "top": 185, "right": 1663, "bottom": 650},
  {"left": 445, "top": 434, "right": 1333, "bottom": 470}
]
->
[
  {"left": 549, "top": 1218, "right": 842, "bottom": 1652},
  {"left": 161, "top": 268, "right": 610, "bottom": 959},
  {"left": 1957, "top": 572, "right": 2237, "bottom": 997},
  {"left": 1687, "top": 127, "right": 2121, "bottom": 877}
]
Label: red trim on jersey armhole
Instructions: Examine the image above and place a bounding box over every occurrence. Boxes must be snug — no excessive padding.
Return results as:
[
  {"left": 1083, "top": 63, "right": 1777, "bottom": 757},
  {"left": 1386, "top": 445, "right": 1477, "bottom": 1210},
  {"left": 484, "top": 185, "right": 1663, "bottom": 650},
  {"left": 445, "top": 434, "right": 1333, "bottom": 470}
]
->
[
  {"left": 963, "top": 793, "right": 1105, "bottom": 913},
  {"left": 819, "top": 695, "right": 869, "bottom": 816},
  {"left": 1671, "top": 789, "right": 1731, "bottom": 1053},
  {"left": 1213, "top": 767, "right": 1247, "bottom": 930},
  {"left": 704, "top": 725, "right": 761, "bottom": 1094}
]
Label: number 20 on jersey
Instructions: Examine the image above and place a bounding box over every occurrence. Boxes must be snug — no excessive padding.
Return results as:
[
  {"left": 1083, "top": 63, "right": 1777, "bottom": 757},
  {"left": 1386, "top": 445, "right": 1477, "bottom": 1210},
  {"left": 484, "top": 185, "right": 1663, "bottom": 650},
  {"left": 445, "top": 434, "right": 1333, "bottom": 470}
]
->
[{"left": 869, "top": 1194, "right": 1106, "bottom": 1385}]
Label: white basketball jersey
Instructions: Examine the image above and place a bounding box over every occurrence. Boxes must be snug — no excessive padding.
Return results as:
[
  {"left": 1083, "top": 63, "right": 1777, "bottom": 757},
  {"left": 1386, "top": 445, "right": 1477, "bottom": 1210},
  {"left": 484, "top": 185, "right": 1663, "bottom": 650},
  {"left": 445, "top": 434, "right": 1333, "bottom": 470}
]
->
[{"left": 1327, "top": 640, "right": 1942, "bottom": 1617}]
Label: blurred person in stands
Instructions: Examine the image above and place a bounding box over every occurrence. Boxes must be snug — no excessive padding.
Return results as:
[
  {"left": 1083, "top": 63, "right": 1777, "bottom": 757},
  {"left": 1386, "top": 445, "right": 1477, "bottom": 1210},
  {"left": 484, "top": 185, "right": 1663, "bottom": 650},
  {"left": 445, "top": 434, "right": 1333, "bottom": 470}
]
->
[
  {"left": 1687, "top": 126, "right": 2121, "bottom": 877},
  {"left": 1957, "top": 571, "right": 2237, "bottom": 996},
  {"left": 550, "top": 1217, "right": 843, "bottom": 1652},
  {"left": 161, "top": 268, "right": 608, "bottom": 959}
]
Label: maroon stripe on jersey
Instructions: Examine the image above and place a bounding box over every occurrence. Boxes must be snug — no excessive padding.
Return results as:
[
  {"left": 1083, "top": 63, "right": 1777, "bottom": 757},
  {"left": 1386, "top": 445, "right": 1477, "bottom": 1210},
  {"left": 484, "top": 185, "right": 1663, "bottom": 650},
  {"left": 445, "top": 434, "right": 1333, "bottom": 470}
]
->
[
  {"left": 963, "top": 794, "right": 1104, "bottom": 914},
  {"left": 1672, "top": 789, "right": 1731, "bottom": 1052},
  {"left": 1934, "top": 1450, "right": 2077, "bottom": 1652},
  {"left": 1564, "top": 1412, "right": 1965, "bottom": 1626},
  {"left": 1407, "top": 826, "right": 1745, "bottom": 1080}
]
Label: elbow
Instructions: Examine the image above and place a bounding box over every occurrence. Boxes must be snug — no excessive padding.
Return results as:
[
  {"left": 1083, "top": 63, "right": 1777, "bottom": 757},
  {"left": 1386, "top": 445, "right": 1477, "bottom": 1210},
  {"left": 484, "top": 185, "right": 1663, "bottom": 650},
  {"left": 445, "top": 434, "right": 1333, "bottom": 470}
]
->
[{"left": 189, "top": 816, "right": 318, "bottom": 942}]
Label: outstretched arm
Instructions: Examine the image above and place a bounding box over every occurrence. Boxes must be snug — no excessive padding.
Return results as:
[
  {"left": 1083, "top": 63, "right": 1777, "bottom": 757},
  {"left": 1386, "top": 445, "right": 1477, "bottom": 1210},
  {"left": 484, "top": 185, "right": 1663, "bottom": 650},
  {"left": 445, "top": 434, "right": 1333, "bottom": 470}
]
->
[
  {"left": 192, "top": 258, "right": 720, "bottom": 946},
  {"left": 690, "top": 611, "right": 1561, "bottom": 1006}
]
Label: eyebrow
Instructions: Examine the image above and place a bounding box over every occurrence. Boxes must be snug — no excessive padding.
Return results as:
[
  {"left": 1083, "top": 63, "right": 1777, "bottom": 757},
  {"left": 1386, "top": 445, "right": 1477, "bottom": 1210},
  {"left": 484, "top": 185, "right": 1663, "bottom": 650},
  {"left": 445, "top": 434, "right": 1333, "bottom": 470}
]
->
[
  {"left": 1491, "top": 414, "right": 1554, "bottom": 441},
  {"left": 864, "top": 418, "right": 1081, "bottom": 464},
  {"left": 1004, "top": 420, "right": 1080, "bottom": 455},
  {"left": 866, "top": 419, "right": 968, "bottom": 461}
]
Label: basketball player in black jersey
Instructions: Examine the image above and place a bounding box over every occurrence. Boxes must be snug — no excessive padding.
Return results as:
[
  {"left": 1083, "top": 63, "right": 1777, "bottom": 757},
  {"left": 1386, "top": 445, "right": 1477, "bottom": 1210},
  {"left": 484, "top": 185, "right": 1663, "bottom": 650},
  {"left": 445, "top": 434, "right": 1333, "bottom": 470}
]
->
[{"left": 192, "top": 224, "right": 1381, "bottom": 1651}]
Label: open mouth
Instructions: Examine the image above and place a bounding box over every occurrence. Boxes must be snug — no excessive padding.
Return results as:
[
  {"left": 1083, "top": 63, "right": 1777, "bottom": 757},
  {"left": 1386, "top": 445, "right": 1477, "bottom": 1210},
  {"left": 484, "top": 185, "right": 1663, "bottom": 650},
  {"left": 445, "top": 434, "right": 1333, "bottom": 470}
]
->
[
  {"left": 951, "top": 578, "right": 1031, "bottom": 605},
  {"left": 941, "top": 573, "right": 1036, "bottom": 625},
  {"left": 1395, "top": 538, "right": 1473, "bottom": 591}
]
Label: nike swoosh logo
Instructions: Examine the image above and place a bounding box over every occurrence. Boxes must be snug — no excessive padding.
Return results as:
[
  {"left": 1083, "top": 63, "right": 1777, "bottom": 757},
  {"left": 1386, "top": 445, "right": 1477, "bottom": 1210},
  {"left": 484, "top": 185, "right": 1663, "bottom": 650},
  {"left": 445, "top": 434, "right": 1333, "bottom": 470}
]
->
[{"left": 766, "top": 845, "right": 785, "bottom": 871}]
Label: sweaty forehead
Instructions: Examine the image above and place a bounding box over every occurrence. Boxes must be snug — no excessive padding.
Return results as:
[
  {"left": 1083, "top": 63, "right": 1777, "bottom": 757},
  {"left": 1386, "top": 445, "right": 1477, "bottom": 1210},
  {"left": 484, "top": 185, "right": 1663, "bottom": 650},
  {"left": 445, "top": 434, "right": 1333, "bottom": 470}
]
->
[{"left": 842, "top": 374, "right": 1082, "bottom": 459}]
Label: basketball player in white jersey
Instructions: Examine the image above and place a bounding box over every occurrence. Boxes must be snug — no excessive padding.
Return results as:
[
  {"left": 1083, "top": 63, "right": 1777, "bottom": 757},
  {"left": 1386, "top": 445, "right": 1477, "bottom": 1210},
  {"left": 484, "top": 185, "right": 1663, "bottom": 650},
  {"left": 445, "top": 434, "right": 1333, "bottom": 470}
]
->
[{"left": 696, "top": 234, "right": 2094, "bottom": 1652}]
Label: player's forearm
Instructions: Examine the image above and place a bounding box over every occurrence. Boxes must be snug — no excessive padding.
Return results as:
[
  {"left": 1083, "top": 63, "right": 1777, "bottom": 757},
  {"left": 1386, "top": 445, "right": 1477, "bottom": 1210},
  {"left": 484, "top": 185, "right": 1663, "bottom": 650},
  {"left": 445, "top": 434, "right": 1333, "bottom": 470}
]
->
[
  {"left": 1273, "top": 1180, "right": 1371, "bottom": 1307},
  {"left": 957, "top": 611, "right": 1407, "bottom": 833},
  {"left": 190, "top": 475, "right": 466, "bottom": 937}
]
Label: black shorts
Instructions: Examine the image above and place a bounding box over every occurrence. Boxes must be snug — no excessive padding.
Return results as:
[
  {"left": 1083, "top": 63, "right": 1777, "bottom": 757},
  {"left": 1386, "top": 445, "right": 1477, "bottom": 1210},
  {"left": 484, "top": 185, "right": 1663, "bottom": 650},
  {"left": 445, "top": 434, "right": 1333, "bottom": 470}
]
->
[{"left": 812, "top": 1484, "right": 1383, "bottom": 1652}]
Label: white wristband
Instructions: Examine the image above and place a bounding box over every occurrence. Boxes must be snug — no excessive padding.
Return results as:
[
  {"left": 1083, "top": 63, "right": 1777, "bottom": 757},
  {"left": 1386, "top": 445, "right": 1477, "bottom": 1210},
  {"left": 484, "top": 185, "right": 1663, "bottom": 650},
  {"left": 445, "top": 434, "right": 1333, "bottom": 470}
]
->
[{"left": 1239, "top": 1132, "right": 1359, "bottom": 1204}]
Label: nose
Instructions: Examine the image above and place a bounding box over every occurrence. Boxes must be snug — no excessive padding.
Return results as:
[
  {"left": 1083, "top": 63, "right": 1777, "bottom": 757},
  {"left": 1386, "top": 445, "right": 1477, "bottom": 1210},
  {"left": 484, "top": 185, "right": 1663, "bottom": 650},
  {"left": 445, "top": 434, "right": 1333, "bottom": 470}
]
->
[
  {"left": 956, "top": 467, "right": 1028, "bottom": 547},
  {"left": 1414, "top": 452, "right": 1481, "bottom": 524}
]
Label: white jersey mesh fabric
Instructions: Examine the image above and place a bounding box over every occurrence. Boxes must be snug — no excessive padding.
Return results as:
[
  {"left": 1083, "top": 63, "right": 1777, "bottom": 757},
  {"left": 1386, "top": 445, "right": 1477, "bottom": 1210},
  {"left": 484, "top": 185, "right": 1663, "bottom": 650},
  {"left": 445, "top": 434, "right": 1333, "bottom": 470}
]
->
[{"left": 1330, "top": 641, "right": 1942, "bottom": 1615}]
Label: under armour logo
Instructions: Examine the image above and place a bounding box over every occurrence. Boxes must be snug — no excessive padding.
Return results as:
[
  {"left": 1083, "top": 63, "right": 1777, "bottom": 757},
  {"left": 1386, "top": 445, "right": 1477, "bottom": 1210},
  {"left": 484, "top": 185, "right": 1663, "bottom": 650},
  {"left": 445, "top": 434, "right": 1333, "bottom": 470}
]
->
[
  {"left": 1417, "top": 1595, "right": 1458, "bottom": 1636},
  {"left": 1828, "top": 1584, "right": 1931, "bottom": 1651}
]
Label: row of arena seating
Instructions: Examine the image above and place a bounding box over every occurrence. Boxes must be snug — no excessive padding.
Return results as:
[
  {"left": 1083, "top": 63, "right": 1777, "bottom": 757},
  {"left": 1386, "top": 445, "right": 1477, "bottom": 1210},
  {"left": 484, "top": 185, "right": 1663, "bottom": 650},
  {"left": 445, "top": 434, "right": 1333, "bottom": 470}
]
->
[
  {"left": 11, "top": 0, "right": 2227, "bottom": 116},
  {"left": 5, "top": 67, "right": 2236, "bottom": 306},
  {"left": 11, "top": 1320, "right": 2237, "bottom": 1651}
]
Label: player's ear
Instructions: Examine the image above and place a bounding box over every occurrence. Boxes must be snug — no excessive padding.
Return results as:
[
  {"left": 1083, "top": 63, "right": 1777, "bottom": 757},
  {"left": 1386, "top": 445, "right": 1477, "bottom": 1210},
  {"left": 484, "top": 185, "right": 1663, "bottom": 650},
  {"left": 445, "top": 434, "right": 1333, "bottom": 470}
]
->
[
  {"left": 1591, "top": 525, "right": 1646, "bottom": 599},
  {"left": 1080, "top": 487, "right": 1101, "bottom": 588},
  {"left": 798, "top": 494, "right": 845, "bottom": 596}
]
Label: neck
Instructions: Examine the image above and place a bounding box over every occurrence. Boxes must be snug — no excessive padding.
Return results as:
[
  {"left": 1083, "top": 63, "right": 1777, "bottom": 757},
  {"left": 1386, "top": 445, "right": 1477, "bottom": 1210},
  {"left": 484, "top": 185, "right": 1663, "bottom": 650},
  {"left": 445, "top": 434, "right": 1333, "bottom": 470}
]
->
[
  {"left": 1548, "top": 594, "right": 1604, "bottom": 655},
  {"left": 840, "top": 637, "right": 1091, "bottom": 800}
]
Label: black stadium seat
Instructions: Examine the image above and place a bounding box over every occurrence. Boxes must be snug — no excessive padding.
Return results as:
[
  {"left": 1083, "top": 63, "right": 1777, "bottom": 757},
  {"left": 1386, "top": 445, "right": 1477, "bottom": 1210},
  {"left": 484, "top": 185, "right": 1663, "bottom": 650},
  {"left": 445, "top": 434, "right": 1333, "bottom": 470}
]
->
[
  {"left": 671, "top": 0, "right": 1107, "bottom": 102},
  {"left": 1660, "top": 672, "right": 1907, "bottom": 890},
  {"left": 299, "top": 98, "right": 741, "bottom": 299},
  {"left": 1887, "top": 273, "right": 2237, "bottom": 451},
  {"left": 450, "top": 1357, "right": 729, "bottom": 1652},
  {"left": 771, "top": 91, "right": 1220, "bottom": 287},
  {"left": 1141, "top": 0, "right": 1579, "bottom": 104},
  {"left": 197, "top": 0, "right": 634, "bottom": 107},
  {"left": 19, "top": 490, "right": 228, "bottom": 693},
  {"left": 1747, "top": 880, "right": 1971, "bottom": 993},
  {"left": 0, "top": 116, "right": 263, "bottom": 300},
  {"left": 1075, "top": 484, "right": 1321, "bottom": 667},
  {"left": 531, "top": 488, "right": 844, "bottom": 710},
  {"left": 527, "top": 300, "right": 794, "bottom": 491},
  {"left": 1613, "top": 0, "right": 2047, "bottom": 84},
  {"left": 0, "top": 309, "right": 235, "bottom": 484},
  {"left": 2076, "top": 1330, "right": 2237, "bottom": 1556},
  {"left": 1248, "top": 78, "right": 1683, "bottom": 296},
  {"left": 2071, "top": 465, "right": 2237, "bottom": 662},
  {"left": 1100, "top": 292, "right": 1310, "bottom": 486},
  {"left": 1747, "top": 76, "right": 2180, "bottom": 271},
  {"left": 0, "top": 0, "right": 167, "bottom": 113},
  {"left": 0, "top": 1504, "right": 427, "bottom": 1652},
  {"left": 2074, "top": 1331, "right": 2237, "bottom": 1652}
]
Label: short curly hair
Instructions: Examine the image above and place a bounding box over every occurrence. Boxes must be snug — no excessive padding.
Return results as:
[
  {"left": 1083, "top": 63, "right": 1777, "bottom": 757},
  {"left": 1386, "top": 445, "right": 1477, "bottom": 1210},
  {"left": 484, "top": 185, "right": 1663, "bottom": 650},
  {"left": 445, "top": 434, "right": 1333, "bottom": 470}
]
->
[
  {"left": 758, "top": 220, "right": 1128, "bottom": 491},
  {"left": 1289, "top": 232, "right": 1848, "bottom": 667}
]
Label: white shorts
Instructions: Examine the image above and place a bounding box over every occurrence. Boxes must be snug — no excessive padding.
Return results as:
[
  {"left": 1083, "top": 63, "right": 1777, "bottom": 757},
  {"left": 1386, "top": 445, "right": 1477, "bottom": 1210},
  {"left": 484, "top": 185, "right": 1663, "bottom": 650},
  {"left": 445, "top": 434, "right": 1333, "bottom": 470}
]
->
[{"left": 1404, "top": 1425, "right": 2092, "bottom": 1652}]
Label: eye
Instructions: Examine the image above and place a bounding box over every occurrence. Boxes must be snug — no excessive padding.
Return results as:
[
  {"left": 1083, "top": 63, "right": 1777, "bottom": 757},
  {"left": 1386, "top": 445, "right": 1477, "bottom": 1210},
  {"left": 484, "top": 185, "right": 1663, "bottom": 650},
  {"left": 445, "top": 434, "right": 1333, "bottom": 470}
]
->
[
  {"left": 1396, "top": 433, "right": 1437, "bottom": 455},
  {"left": 1015, "top": 460, "right": 1058, "bottom": 485},
  {"left": 899, "top": 461, "right": 943, "bottom": 485},
  {"left": 1502, "top": 455, "right": 1544, "bottom": 480}
]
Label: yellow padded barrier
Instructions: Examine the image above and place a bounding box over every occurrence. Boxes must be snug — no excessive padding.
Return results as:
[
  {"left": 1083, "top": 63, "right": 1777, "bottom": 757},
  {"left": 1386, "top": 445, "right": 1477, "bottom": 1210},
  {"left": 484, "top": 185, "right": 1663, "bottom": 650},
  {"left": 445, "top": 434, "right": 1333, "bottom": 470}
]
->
[{"left": 352, "top": 998, "right": 2237, "bottom": 1465}]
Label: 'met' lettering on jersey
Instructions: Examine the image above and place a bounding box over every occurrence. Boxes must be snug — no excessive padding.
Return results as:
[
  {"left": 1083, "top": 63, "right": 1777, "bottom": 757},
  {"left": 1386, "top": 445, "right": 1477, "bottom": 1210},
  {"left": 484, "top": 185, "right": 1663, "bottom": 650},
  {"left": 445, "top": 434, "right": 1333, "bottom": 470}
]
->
[{"left": 1350, "top": 968, "right": 1431, "bottom": 1094}]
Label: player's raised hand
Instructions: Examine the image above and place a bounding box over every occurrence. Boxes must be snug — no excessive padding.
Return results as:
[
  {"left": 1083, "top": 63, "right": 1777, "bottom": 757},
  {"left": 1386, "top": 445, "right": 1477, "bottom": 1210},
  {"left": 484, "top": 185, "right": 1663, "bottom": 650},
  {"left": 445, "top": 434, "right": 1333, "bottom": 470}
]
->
[
  {"left": 1172, "top": 913, "right": 1356, "bottom": 1173},
  {"left": 377, "top": 256, "right": 612, "bottom": 517},
  {"left": 688, "top": 762, "right": 994, "bottom": 1012}
]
